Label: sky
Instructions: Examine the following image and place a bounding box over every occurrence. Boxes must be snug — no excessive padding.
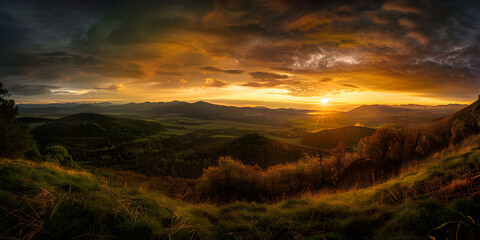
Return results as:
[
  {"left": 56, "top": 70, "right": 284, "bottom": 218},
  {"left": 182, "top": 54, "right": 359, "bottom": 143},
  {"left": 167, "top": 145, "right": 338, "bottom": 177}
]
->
[{"left": 1, "top": 0, "right": 479, "bottom": 110}]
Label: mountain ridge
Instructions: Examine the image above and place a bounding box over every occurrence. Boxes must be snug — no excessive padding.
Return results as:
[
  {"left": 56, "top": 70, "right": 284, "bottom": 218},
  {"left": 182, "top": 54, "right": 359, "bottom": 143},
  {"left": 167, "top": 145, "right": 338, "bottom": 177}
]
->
[
  {"left": 302, "top": 126, "right": 376, "bottom": 149},
  {"left": 19, "top": 101, "right": 310, "bottom": 125}
]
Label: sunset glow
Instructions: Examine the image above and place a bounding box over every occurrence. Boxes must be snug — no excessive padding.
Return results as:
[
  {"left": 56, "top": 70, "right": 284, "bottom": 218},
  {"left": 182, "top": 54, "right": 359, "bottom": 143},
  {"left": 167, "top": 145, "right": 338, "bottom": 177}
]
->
[
  {"left": 2, "top": 2, "right": 480, "bottom": 238},
  {"left": 0, "top": 0, "right": 478, "bottom": 110}
]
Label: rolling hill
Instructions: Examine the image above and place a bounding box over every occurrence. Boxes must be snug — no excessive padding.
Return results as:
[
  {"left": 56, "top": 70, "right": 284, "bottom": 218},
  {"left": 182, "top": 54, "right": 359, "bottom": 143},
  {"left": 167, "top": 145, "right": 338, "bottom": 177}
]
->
[
  {"left": 302, "top": 126, "right": 376, "bottom": 149},
  {"left": 89, "top": 133, "right": 323, "bottom": 178},
  {"left": 31, "top": 113, "right": 164, "bottom": 160},
  {"left": 32, "top": 113, "right": 164, "bottom": 138},
  {"left": 17, "top": 117, "right": 53, "bottom": 124},
  {"left": 180, "top": 133, "right": 323, "bottom": 169}
]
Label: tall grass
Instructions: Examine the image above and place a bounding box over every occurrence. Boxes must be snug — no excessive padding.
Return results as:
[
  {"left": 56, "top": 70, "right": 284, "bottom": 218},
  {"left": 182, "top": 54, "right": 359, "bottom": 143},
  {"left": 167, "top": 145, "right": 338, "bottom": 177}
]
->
[{"left": 1, "top": 133, "right": 480, "bottom": 239}]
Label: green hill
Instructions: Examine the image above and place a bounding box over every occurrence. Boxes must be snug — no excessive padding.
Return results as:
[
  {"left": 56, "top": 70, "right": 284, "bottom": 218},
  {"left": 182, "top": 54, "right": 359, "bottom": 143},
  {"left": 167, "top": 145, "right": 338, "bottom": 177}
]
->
[
  {"left": 32, "top": 113, "right": 163, "bottom": 138},
  {"left": 17, "top": 117, "right": 53, "bottom": 124},
  {"left": 180, "top": 133, "right": 322, "bottom": 169},
  {"left": 31, "top": 113, "right": 164, "bottom": 160},
  {"left": 89, "top": 133, "right": 322, "bottom": 178},
  {"left": 302, "top": 126, "right": 376, "bottom": 149},
  {"left": 1, "top": 133, "right": 479, "bottom": 239}
]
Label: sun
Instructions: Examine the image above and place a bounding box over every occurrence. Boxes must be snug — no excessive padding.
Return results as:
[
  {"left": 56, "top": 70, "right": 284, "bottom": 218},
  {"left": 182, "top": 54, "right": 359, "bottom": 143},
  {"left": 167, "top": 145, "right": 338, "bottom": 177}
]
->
[{"left": 320, "top": 98, "right": 329, "bottom": 104}]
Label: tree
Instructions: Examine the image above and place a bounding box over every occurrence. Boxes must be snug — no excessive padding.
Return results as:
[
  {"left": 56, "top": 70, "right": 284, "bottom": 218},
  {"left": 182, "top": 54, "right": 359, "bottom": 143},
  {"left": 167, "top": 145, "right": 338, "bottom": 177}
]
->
[
  {"left": 0, "top": 82, "right": 38, "bottom": 159},
  {"left": 0, "top": 82, "right": 18, "bottom": 121},
  {"left": 331, "top": 143, "right": 347, "bottom": 172},
  {"left": 471, "top": 95, "right": 480, "bottom": 124},
  {"left": 406, "top": 123, "right": 422, "bottom": 160},
  {"left": 391, "top": 119, "right": 409, "bottom": 166},
  {"left": 450, "top": 117, "right": 477, "bottom": 144},
  {"left": 356, "top": 127, "right": 395, "bottom": 180},
  {"left": 357, "top": 128, "right": 394, "bottom": 166}
]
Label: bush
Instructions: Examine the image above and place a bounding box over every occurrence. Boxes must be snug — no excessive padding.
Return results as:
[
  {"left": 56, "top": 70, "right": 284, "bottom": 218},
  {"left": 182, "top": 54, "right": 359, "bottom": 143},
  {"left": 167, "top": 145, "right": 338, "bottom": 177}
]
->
[
  {"left": 195, "top": 157, "right": 262, "bottom": 203},
  {"left": 43, "top": 145, "right": 78, "bottom": 169},
  {"left": 0, "top": 120, "right": 36, "bottom": 159},
  {"left": 194, "top": 155, "right": 339, "bottom": 203},
  {"left": 24, "top": 142, "right": 42, "bottom": 161}
]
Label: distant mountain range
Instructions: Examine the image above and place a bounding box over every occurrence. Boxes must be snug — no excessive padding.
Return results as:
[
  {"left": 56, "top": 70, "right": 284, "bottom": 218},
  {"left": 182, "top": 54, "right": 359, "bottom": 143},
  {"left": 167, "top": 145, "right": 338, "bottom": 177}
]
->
[
  {"left": 19, "top": 101, "right": 309, "bottom": 126},
  {"left": 301, "top": 103, "right": 469, "bottom": 149},
  {"left": 19, "top": 101, "right": 466, "bottom": 127},
  {"left": 391, "top": 104, "right": 468, "bottom": 115},
  {"left": 340, "top": 104, "right": 466, "bottom": 126}
]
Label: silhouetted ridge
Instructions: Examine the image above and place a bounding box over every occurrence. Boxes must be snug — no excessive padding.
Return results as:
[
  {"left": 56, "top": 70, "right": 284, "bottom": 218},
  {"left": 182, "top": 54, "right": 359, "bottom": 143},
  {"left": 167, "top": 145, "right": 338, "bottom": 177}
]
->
[
  {"left": 19, "top": 101, "right": 309, "bottom": 125},
  {"left": 302, "top": 126, "right": 376, "bottom": 149}
]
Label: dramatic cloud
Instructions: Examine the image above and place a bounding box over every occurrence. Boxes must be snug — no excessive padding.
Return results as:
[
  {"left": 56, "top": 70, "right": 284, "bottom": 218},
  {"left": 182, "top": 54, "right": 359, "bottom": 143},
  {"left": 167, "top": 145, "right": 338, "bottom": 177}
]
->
[
  {"left": 200, "top": 66, "right": 245, "bottom": 74},
  {"left": 339, "top": 83, "right": 360, "bottom": 89},
  {"left": 86, "top": 63, "right": 145, "bottom": 79},
  {"left": 6, "top": 84, "right": 60, "bottom": 95},
  {"left": 0, "top": 0, "right": 479, "bottom": 107},
  {"left": 204, "top": 78, "right": 229, "bottom": 88},
  {"left": 249, "top": 72, "right": 289, "bottom": 80},
  {"left": 95, "top": 83, "right": 125, "bottom": 91},
  {"left": 398, "top": 18, "right": 416, "bottom": 29},
  {"left": 243, "top": 80, "right": 284, "bottom": 88},
  {"left": 381, "top": 2, "right": 423, "bottom": 14}
]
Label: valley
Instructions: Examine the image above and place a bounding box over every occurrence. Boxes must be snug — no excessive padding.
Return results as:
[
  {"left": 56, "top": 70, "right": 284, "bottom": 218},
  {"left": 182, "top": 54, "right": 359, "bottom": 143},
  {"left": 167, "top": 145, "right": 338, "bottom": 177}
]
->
[
  {"left": 2, "top": 1, "right": 479, "bottom": 238},
  {"left": 2, "top": 96, "right": 478, "bottom": 239}
]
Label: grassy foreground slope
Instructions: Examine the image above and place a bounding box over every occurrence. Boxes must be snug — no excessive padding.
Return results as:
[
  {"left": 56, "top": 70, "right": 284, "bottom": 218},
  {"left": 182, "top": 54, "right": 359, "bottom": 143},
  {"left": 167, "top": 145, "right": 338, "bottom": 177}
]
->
[{"left": 1, "top": 136, "right": 480, "bottom": 239}]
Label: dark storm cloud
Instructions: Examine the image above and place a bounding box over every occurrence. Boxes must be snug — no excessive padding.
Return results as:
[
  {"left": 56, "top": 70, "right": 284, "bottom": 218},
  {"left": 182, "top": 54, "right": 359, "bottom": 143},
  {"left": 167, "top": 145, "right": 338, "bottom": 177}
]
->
[
  {"left": 1, "top": 0, "right": 480, "bottom": 102},
  {"left": 6, "top": 83, "right": 60, "bottom": 95},
  {"left": 87, "top": 63, "right": 145, "bottom": 79},
  {"left": 36, "top": 52, "right": 104, "bottom": 65},
  {"left": 200, "top": 66, "right": 245, "bottom": 74},
  {"left": 381, "top": 1, "right": 423, "bottom": 14},
  {"left": 2, "top": 51, "right": 145, "bottom": 79}
]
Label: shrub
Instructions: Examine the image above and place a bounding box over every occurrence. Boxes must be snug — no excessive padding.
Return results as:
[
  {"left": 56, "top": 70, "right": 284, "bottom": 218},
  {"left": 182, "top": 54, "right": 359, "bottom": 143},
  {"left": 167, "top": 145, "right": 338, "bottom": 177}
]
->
[
  {"left": 194, "top": 155, "right": 337, "bottom": 203},
  {"left": 43, "top": 145, "right": 78, "bottom": 169},
  {"left": 0, "top": 120, "right": 36, "bottom": 159},
  {"left": 195, "top": 156, "right": 262, "bottom": 203},
  {"left": 24, "top": 142, "right": 42, "bottom": 161}
]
